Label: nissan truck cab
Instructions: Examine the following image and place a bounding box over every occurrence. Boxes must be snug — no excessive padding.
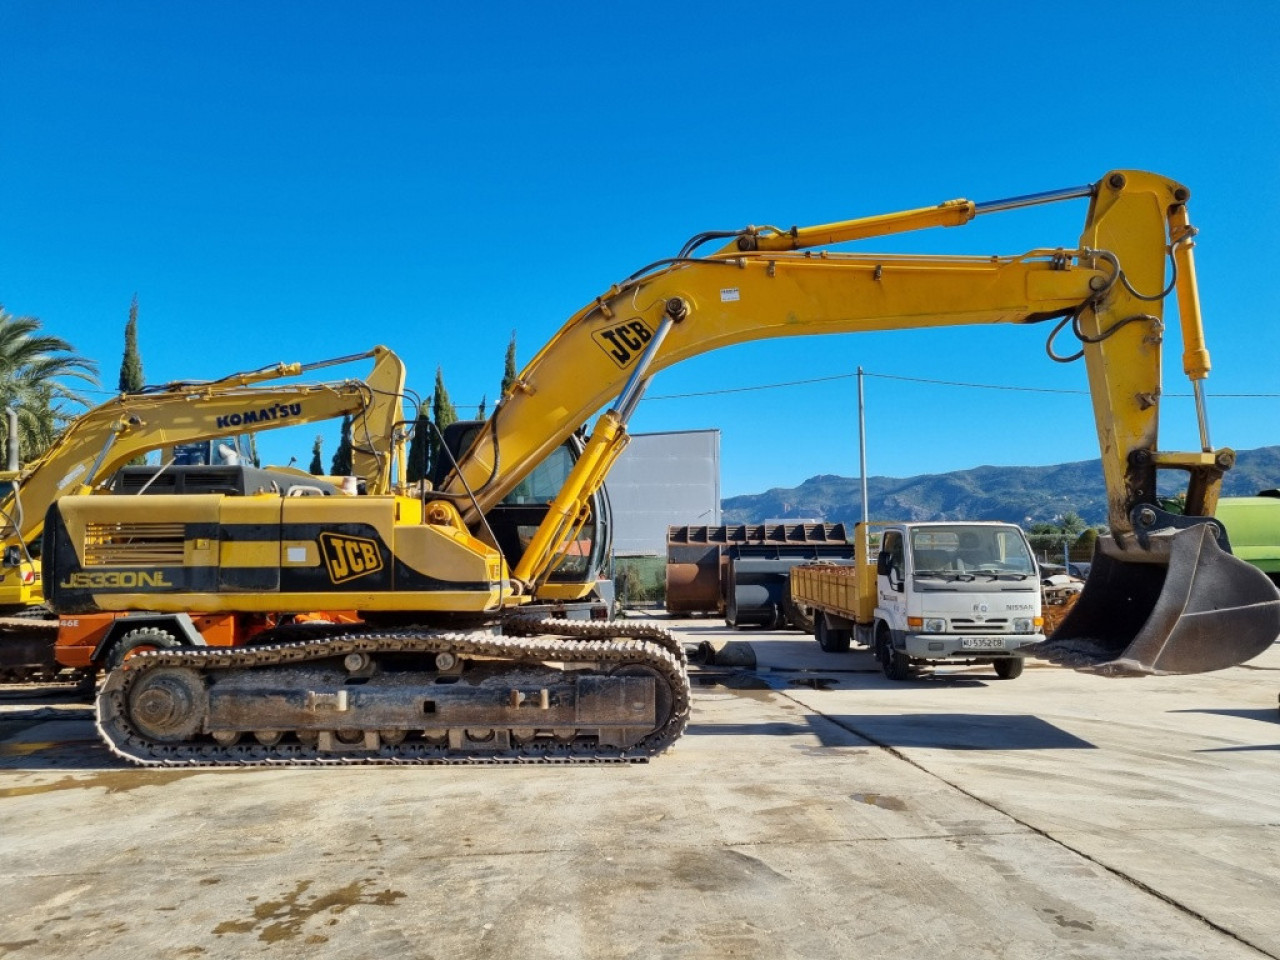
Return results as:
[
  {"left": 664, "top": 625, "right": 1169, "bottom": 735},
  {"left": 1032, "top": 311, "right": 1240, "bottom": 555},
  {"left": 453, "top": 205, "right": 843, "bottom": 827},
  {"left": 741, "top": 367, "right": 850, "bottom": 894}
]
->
[{"left": 874, "top": 522, "right": 1044, "bottom": 680}]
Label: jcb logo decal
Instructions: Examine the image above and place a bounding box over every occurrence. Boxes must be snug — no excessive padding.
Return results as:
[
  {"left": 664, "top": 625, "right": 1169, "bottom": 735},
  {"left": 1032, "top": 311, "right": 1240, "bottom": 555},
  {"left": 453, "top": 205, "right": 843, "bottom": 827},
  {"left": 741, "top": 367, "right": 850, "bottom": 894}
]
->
[
  {"left": 592, "top": 319, "right": 654, "bottom": 368},
  {"left": 318, "top": 533, "right": 384, "bottom": 584}
]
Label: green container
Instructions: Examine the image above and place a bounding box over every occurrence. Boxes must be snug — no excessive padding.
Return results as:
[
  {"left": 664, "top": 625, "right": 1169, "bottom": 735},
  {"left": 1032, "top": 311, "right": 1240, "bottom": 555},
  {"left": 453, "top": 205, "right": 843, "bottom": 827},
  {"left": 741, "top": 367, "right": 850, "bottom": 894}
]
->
[{"left": 1216, "top": 495, "right": 1280, "bottom": 580}]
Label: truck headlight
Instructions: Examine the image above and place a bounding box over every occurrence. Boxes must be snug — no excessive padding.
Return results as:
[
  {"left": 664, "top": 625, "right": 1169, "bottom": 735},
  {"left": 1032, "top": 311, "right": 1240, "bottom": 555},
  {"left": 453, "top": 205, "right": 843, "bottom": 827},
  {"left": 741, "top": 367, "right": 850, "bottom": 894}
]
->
[
  {"left": 924, "top": 618, "right": 946, "bottom": 633},
  {"left": 1013, "top": 617, "right": 1033, "bottom": 634}
]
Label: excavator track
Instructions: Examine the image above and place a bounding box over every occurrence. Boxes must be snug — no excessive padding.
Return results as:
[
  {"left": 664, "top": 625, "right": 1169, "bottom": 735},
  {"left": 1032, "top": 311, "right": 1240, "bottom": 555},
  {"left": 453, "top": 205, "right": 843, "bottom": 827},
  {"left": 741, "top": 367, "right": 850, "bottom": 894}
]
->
[
  {"left": 97, "top": 622, "right": 691, "bottom": 767},
  {"left": 504, "top": 615, "right": 689, "bottom": 665}
]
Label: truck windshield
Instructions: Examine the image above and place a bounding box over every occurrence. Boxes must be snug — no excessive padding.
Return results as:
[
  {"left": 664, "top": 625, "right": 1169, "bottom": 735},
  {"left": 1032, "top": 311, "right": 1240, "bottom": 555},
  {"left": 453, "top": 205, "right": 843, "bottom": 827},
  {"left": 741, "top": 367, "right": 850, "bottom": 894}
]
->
[{"left": 910, "top": 525, "right": 1035, "bottom": 580}]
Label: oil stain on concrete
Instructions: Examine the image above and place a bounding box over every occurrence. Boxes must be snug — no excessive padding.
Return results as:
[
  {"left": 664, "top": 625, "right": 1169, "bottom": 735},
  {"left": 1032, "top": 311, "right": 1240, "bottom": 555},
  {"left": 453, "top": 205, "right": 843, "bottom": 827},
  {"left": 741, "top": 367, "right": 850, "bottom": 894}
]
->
[
  {"left": 0, "top": 769, "right": 214, "bottom": 798},
  {"left": 213, "top": 879, "right": 406, "bottom": 944},
  {"left": 850, "top": 792, "right": 908, "bottom": 811},
  {"left": 0, "top": 739, "right": 100, "bottom": 759}
]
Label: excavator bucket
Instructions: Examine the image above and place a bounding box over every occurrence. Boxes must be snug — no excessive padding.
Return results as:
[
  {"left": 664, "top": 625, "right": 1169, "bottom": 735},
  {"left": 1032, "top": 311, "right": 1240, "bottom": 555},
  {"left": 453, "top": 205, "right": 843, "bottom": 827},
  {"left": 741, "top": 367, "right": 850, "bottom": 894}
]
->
[{"left": 1029, "top": 521, "right": 1280, "bottom": 676}]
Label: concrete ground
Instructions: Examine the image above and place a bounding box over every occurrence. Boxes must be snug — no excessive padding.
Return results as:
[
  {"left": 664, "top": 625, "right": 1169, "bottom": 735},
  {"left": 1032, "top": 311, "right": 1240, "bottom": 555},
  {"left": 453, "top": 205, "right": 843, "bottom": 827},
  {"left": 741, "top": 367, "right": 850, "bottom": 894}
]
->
[{"left": 1, "top": 616, "right": 1277, "bottom": 960}]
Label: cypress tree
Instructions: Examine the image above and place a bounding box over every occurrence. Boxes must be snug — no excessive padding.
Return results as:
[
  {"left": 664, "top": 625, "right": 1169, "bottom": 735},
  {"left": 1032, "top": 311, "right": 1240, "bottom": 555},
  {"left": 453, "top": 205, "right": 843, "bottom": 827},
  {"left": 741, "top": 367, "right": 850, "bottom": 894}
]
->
[
  {"left": 118, "top": 294, "right": 145, "bottom": 394},
  {"left": 477, "top": 395, "right": 487, "bottom": 419},
  {"left": 330, "top": 415, "right": 353, "bottom": 476},
  {"left": 406, "top": 413, "right": 430, "bottom": 484},
  {"left": 427, "top": 367, "right": 458, "bottom": 478},
  {"left": 119, "top": 295, "right": 147, "bottom": 464},
  {"left": 500, "top": 331, "right": 517, "bottom": 397},
  {"left": 309, "top": 434, "right": 324, "bottom": 475}
]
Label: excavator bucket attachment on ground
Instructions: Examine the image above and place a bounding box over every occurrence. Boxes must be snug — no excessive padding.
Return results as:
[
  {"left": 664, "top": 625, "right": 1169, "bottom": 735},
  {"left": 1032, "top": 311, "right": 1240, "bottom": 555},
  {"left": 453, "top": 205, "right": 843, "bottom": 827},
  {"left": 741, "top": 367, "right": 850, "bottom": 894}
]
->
[{"left": 1028, "top": 522, "right": 1280, "bottom": 676}]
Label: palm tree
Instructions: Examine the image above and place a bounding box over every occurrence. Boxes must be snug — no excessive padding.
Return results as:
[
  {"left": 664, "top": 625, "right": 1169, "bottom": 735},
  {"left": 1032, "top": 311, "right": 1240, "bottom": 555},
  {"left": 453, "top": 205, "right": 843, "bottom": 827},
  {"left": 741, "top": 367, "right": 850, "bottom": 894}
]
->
[{"left": 0, "top": 307, "right": 98, "bottom": 466}]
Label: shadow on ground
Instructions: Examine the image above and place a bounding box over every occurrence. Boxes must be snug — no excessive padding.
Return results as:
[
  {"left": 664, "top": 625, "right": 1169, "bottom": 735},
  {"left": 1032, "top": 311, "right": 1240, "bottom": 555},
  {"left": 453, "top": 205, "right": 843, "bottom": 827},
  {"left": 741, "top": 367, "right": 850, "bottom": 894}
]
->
[{"left": 815, "top": 713, "right": 1095, "bottom": 751}]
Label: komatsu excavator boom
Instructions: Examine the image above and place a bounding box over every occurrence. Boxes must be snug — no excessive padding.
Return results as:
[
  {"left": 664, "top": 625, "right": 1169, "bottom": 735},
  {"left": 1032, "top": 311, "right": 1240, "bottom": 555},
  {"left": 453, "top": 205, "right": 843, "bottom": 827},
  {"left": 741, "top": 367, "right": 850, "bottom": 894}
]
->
[{"left": 43, "top": 170, "right": 1280, "bottom": 766}]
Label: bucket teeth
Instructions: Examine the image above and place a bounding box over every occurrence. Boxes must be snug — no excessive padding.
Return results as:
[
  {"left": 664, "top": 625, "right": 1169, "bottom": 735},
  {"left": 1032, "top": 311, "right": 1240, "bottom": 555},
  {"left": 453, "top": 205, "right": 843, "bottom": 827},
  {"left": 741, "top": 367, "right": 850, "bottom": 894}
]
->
[{"left": 1026, "top": 522, "right": 1280, "bottom": 676}]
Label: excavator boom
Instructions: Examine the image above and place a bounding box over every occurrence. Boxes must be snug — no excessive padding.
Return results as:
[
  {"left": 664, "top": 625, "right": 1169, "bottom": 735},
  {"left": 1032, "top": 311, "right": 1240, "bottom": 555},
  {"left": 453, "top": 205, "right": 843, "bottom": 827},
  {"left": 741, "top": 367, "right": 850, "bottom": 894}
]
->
[{"left": 443, "top": 170, "right": 1278, "bottom": 673}]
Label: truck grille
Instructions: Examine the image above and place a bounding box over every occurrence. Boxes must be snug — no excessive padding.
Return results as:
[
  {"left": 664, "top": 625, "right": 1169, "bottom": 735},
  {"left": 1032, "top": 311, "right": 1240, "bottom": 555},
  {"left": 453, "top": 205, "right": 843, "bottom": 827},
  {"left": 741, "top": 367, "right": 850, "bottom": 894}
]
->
[
  {"left": 950, "top": 618, "right": 1010, "bottom": 634},
  {"left": 84, "top": 522, "right": 186, "bottom": 566}
]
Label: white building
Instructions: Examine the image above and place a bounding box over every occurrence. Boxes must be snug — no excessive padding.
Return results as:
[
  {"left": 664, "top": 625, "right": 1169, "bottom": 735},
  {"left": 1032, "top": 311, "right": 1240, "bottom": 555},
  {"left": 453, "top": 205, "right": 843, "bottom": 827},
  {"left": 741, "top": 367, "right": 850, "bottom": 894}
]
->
[{"left": 606, "top": 429, "right": 720, "bottom": 556}]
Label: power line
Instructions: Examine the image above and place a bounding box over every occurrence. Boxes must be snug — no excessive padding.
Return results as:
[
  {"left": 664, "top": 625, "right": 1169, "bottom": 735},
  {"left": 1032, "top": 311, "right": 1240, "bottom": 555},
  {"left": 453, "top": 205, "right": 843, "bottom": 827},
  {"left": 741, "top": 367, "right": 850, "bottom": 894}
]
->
[
  {"left": 648, "top": 372, "right": 858, "bottom": 400},
  {"left": 865, "top": 372, "right": 1085, "bottom": 395},
  {"left": 647, "top": 371, "right": 1280, "bottom": 402},
  {"left": 65, "top": 371, "right": 1280, "bottom": 403}
]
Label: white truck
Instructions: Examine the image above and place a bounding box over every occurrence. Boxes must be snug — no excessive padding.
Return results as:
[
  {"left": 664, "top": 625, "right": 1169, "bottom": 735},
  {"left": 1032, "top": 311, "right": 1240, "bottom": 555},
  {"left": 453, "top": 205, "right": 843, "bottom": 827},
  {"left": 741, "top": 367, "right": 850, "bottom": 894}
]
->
[{"left": 790, "top": 521, "right": 1045, "bottom": 680}]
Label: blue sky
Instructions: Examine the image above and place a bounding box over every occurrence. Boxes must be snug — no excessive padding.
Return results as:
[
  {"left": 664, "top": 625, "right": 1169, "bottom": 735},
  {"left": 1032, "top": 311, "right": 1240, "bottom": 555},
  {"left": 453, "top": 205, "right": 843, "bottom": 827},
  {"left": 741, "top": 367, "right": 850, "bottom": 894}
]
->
[{"left": 3, "top": 2, "right": 1278, "bottom": 498}]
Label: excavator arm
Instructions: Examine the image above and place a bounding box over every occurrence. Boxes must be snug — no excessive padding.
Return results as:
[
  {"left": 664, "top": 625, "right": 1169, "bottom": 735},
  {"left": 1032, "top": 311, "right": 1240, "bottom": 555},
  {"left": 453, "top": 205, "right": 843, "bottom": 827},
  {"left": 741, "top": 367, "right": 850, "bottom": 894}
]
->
[
  {"left": 440, "top": 217, "right": 1099, "bottom": 521},
  {"left": 439, "top": 170, "right": 1279, "bottom": 674},
  {"left": 0, "top": 346, "right": 406, "bottom": 608}
]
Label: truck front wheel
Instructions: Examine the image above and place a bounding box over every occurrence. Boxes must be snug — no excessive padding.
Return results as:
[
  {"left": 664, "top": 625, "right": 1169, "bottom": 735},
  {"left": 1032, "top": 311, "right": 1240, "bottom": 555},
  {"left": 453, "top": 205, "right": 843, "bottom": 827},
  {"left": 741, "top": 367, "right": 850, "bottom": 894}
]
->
[
  {"left": 993, "top": 657, "right": 1024, "bottom": 679},
  {"left": 877, "top": 625, "right": 913, "bottom": 681}
]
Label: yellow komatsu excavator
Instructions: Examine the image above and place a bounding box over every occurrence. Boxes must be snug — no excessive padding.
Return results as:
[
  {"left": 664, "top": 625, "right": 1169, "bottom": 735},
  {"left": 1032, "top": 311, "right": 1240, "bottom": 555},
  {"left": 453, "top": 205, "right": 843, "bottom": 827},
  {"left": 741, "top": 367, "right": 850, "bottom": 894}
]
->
[
  {"left": 42, "top": 170, "right": 1280, "bottom": 765},
  {"left": 0, "top": 347, "right": 406, "bottom": 682}
]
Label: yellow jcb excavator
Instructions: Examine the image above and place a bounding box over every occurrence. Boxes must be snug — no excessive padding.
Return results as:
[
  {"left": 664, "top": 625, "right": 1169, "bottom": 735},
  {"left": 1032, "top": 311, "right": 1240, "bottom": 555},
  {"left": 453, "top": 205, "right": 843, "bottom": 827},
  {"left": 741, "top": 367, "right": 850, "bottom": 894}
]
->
[
  {"left": 42, "top": 170, "right": 1280, "bottom": 765},
  {"left": 0, "top": 347, "right": 406, "bottom": 682}
]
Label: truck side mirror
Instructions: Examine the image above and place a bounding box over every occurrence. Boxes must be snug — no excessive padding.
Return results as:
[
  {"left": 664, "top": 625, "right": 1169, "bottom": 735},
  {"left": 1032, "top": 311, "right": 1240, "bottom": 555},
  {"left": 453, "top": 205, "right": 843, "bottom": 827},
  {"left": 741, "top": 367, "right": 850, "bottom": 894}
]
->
[{"left": 876, "top": 552, "right": 891, "bottom": 575}]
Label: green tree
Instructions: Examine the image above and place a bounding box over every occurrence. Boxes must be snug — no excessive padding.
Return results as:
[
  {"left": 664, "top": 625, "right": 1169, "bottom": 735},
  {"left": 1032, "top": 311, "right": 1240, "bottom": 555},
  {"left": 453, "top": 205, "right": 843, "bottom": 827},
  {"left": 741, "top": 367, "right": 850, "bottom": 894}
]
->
[
  {"left": 0, "top": 306, "right": 98, "bottom": 466},
  {"left": 427, "top": 367, "right": 458, "bottom": 478},
  {"left": 500, "top": 331, "right": 517, "bottom": 397},
  {"left": 118, "top": 295, "right": 145, "bottom": 393},
  {"left": 1027, "top": 512, "right": 1090, "bottom": 563},
  {"left": 330, "top": 415, "right": 353, "bottom": 476},
  {"left": 1071, "top": 527, "right": 1100, "bottom": 562},
  {"left": 477, "top": 395, "right": 487, "bottom": 419},
  {"left": 1059, "top": 512, "right": 1087, "bottom": 539},
  {"left": 118, "top": 295, "right": 147, "bottom": 464},
  {"left": 309, "top": 434, "right": 324, "bottom": 475},
  {"left": 405, "top": 412, "right": 430, "bottom": 484}
]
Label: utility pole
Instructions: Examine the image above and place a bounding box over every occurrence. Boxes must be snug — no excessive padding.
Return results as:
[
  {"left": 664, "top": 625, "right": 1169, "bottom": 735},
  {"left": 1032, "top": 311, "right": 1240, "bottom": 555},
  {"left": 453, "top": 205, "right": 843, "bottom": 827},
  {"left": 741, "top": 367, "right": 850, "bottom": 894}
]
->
[{"left": 857, "top": 367, "right": 869, "bottom": 526}]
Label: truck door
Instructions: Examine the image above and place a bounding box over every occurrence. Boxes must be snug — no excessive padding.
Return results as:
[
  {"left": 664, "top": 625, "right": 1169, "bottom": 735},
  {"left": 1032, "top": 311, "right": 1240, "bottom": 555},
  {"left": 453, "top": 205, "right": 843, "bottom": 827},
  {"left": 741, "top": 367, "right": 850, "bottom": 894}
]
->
[{"left": 877, "top": 529, "right": 907, "bottom": 629}]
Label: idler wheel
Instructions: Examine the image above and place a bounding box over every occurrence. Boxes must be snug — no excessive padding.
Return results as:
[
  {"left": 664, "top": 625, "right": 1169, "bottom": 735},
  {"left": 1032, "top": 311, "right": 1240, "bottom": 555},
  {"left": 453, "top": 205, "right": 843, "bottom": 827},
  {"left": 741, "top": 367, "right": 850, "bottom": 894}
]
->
[{"left": 126, "top": 667, "right": 207, "bottom": 742}]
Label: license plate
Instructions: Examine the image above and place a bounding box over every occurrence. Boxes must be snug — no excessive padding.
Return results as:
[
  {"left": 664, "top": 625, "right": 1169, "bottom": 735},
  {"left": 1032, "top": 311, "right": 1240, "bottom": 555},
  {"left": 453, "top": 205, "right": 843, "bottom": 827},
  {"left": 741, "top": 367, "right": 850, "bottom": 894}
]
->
[{"left": 961, "top": 638, "right": 1005, "bottom": 649}]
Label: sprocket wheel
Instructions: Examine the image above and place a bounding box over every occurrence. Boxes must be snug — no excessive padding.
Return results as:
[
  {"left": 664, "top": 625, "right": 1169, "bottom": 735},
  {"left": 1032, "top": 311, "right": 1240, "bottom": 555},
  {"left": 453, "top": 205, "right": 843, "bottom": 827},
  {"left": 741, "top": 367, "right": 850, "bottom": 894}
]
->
[{"left": 125, "top": 667, "right": 207, "bottom": 742}]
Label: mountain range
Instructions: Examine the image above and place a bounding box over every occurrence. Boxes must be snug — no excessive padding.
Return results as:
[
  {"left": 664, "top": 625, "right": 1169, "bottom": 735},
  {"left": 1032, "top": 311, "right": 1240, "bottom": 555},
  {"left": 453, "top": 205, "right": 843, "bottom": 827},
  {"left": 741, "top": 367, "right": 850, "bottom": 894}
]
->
[{"left": 721, "top": 446, "right": 1280, "bottom": 527}]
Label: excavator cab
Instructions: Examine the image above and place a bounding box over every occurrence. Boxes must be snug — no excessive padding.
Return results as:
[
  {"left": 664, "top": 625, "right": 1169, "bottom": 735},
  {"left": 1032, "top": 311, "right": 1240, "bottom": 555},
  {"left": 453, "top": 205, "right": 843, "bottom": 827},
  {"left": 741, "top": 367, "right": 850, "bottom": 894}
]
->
[
  {"left": 167, "top": 435, "right": 253, "bottom": 467},
  {"left": 432, "top": 420, "right": 613, "bottom": 597}
]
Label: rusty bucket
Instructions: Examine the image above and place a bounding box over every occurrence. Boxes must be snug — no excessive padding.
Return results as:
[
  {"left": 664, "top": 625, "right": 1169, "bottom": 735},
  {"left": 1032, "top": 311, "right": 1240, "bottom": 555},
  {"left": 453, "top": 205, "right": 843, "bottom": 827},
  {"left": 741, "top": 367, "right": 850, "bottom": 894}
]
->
[{"left": 1028, "top": 519, "right": 1280, "bottom": 676}]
